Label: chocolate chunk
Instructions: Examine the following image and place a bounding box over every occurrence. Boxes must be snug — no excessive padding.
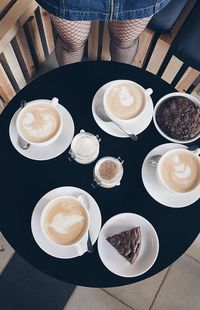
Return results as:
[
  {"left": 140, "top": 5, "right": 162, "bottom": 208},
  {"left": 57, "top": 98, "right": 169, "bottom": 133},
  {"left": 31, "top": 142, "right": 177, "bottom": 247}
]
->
[
  {"left": 107, "top": 227, "right": 141, "bottom": 264},
  {"left": 156, "top": 96, "right": 200, "bottom": 140}
]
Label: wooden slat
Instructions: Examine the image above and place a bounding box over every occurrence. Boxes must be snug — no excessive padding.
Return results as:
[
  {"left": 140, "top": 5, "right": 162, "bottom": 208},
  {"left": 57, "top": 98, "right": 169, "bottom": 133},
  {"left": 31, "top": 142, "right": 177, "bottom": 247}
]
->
[
  {"left": 13, "top": 27, "right": 35, "bottom": 79},
  {"left": 25, "top": 14, "right": 45, "bottom": 66},
  {"left": 146, "top": 38, "right": 170, "bottom": 74},
  {"left": 176, "top": 68, "right": 199, "bottom": 92},
  {"left": 0, "top": 0, "right": 10, "bottom": 13},
  {"left": 161, "top": 56, "right": 183, "bottom": 84},
  {"left": 3, "top": 42, "right": 26, "bottom": 89},
  {"left": 0, "top": 0, "right": 32, "bottom": 40},
  {"left": 101, "top": 22, "right": 111, "bottom": 61},
  {"left": 191, "top": 83, "right": 200, "bottom": 99},
  {"left": 0, "top": 1, "right": 38, "bottom": 53},
  {"left": 37, "top": 7, "right": 55, "bottom": 55},
  {"left": 88, "top": 21, "right": 99, "bottom": 60},
  {"left": 0, "top": 97, "right": 5, "bottom": 113},
  {"left": 0, "top": 62, "right": 16, "bottom": 102},
  {"left": 132, "top": 28, "right": 154, "bottom": 68},
  {"left": 18, "top": 1, "right": 38, "bottom": 25}
]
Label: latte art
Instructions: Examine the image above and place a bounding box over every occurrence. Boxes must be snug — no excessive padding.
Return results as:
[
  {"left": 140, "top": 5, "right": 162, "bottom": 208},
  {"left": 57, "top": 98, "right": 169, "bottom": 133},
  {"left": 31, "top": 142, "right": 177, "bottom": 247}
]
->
[
  {"left": 42, "top": 197, "right": 88, "bottom": 245},
  {"left": 18, "top": 103, "right": 61, "bottom": 143},
  {"left": 160, "top": 151, "right": 200, "bottom": 193},
  {"left": 49, "top": 213, "right": 85, "bottom": 234},
  {"left": 106, "top": 82, "right": 145, "bottom": 120},
  {"left": 117, "top": 86, "right": 134, "bottom": 107}
]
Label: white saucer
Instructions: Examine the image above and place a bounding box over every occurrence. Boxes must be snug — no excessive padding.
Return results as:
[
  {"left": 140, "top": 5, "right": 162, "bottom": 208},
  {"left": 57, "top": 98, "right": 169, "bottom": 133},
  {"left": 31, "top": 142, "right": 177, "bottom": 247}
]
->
[
  {"left": 9, "top": 104, "right": 75, "bottom": 161},
  {"left": 92, "top": 81, "right": 154, "bottom": 138},
  {"left": 141, "top": 143, "right": 200, "bottom": 208},
  {"left": 98, "top": 213, "right": 159, "bottom": 277},
  {"left": 31, "top": 186, "right": 102, "bottom": 259}
]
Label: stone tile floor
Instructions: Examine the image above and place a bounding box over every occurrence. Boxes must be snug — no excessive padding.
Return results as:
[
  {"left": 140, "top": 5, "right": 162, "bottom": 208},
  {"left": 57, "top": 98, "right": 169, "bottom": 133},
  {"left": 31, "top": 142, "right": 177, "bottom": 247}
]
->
[
  {"left": 1, "top": 53, "right": 200, "bottom": 309},
  {"left": 1, "top": 232, "right": 200, "bottom": 310}
]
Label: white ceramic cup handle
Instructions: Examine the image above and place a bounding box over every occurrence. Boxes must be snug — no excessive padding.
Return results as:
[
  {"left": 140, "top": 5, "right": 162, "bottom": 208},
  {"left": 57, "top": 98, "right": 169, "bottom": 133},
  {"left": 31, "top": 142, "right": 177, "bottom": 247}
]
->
[
  {"left": 145, "top": 88, "right": 153, "bottom": 97},
  {"left": 51, "top": 97, "right": 59, "bottom": 108}
]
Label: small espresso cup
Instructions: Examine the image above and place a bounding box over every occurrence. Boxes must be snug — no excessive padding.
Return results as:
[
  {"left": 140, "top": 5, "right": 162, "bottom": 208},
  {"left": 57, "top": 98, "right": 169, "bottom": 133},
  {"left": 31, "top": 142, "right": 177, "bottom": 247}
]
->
[
  {"left": 16, "top": 98, "right": 62, "bottom": 147},
  {"left": 103, "top": 80, "right": 153, "bottom": 132},
  {"left": 156, "top": 148, "right": 200, "bottom": 195},
  {"left": 40, "top": 195, "right": 90, "bottom": 256}
]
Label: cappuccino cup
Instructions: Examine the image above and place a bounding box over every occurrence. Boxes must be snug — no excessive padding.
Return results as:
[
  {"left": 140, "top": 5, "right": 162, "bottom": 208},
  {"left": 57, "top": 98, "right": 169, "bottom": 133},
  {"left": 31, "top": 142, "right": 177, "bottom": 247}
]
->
[
  {"left": 103, "top": 80, "right": 153, "bottom": 132},
  {"left": 156, "top": 148, "right": 200, "bottom": 194},
  {"left": 41, "top": 196, "right": 90, "bottom": 256},
  {"left": 16, "top": 98, "right": 62, "bottom": 146}
]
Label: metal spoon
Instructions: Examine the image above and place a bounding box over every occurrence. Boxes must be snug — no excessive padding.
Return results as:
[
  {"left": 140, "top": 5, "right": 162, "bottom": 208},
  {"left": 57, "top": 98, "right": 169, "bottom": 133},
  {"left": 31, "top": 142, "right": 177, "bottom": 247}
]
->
[
  {"left": 96, "top": 104, "right": 138, "bottom": 141},
  {"left": 149, "top": 145, "right": 199, "bottom": 167},
  {"left": 18, "top": 100, "right": 31, "bottom": 150},
  {"left": 78, "top": 195, "right": 94, "bottom": 254}
]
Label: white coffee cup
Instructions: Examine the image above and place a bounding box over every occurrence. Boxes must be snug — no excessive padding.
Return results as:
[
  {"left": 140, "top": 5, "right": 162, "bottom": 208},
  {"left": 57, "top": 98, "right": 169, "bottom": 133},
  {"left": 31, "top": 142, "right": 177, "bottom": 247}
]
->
[
  {"left": 156, "top": 148, "right": 200, "bottom": 195},
  {"left": 153, "top": 92, "right": 200, "bottom": 144},
  {"left": 40, "top": 195, "right": 90, "bottom": 256},
  {"left": 16, "top": 98, "right": 62, "bottom": 147},
  {"left": 103, "top": 80, "right": 153, "bottom": 132}
]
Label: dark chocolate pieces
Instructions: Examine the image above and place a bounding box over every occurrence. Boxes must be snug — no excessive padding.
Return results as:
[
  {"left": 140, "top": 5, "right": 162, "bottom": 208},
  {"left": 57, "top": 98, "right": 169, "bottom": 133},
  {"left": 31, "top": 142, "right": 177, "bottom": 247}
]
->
[
  {"left": 156, "top": 96, "right": 200, "bottom": 140},
  {"left": 107, "top": 227, "right": 141, "bottom": 264}
]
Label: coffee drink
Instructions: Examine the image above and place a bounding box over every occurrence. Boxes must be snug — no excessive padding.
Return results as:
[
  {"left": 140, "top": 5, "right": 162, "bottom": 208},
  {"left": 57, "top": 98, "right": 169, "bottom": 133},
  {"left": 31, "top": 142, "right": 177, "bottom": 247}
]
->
[
  {"left": 17, "top": 103, "right": 61, "bottom": 143},
  {"left": 42, "top": 197, "right": 89, "bottom": 245},
  {"left": 159, "top": 150, "right": 200, "bottom": 193},
  {"left": 105, "top": 82, "right": 145, "bottom": 120}
]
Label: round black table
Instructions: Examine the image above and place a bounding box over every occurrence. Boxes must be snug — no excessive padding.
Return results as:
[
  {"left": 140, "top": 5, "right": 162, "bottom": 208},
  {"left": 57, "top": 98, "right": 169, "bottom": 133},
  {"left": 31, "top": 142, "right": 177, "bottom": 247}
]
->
[{"left": 0, "top": 61, "right": 199, "bottom": 287}]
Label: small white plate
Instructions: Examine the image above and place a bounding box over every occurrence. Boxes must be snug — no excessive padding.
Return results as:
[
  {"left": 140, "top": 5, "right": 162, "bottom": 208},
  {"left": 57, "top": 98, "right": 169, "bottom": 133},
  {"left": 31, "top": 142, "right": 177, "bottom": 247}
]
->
[
  {"left": 9, "top": 104, "right": 75, "bottom": 161},
  {"left": 98, "top": 213, "right": 159, "bottom": 277},
  {"left": 92, "top": 81, "right": 154, "bottom": 138},
  {"left": 31, "top": 186, "right": 102, "bottom": 259},
  {"left": 141, "top": 143, "right": 200, "bottom": 208}
]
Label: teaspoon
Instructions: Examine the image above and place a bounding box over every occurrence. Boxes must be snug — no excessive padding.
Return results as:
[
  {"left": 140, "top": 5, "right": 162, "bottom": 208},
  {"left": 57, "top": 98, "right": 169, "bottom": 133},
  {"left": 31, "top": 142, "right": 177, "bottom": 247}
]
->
[{"left": 96, "top": 104, "right": 138, "bottom": 141}]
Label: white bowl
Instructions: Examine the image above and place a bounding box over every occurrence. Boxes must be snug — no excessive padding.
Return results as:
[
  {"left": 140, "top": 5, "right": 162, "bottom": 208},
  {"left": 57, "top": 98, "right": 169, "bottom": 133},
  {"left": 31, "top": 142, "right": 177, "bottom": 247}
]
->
[
  {"left": 98, "top": 213, "right": 159, "bottom": 277},
  {"left": 153, "top": 92, "right": 200, "bottom": 144}
]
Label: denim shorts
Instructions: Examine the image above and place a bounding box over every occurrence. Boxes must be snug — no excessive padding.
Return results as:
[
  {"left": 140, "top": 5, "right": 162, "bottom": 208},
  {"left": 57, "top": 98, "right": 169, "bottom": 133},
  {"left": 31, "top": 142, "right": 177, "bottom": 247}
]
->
[{"left": 36, "top": 0, "right": 171, "bottom": 20}]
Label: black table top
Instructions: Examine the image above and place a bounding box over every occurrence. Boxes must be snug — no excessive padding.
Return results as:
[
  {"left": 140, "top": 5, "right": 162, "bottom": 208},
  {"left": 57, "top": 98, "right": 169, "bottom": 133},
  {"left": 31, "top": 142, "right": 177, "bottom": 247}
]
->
[{"left": 0, "top": 61, "right": 199, "bottom": 287}]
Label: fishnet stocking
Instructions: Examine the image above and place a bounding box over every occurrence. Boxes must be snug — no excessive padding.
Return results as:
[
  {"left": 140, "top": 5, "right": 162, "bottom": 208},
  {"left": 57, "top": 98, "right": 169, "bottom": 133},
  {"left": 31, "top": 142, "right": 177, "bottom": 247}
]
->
[
  {"left": 109, "top": 17, "right": 152, "bottom": 64},
  {"left": 50, "top": 15, "right": 91, "bottom": 65},
  {"left": 50, "top": 16, "right": 152, "bottom": 65}
]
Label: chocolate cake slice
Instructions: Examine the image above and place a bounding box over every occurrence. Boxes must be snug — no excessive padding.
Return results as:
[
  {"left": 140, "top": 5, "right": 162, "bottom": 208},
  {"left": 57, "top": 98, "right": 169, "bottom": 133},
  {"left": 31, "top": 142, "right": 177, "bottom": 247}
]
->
[{"left": 107, "top": 227, "right": 141, "bottom": 264}]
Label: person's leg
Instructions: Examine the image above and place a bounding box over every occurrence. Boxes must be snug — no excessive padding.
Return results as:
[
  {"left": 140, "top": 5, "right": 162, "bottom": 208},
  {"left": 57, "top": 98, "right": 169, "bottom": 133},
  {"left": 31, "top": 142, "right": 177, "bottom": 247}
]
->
[
  {"left": 50, "top": 15, "right": 91, "bottom": 65},
  {"left": 109, "top": 17, "right": 152, "bottom": 64}
]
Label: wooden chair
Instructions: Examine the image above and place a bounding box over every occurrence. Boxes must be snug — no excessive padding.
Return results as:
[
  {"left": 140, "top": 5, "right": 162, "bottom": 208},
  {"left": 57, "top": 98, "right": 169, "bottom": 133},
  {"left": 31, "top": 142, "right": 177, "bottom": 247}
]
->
[
  {"left": 1, "top": 0, "right": 200, "bottom": 107},
  {"left": 0, "top": 0, "right": 54, "bottom": 103},
  {"left": 156, "top": 0, "right": 200, "bottom": 94}
]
